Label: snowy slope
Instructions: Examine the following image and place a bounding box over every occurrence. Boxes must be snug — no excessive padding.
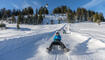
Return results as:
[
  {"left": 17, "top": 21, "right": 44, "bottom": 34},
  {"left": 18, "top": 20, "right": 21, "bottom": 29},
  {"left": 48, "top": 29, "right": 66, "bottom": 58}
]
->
[
  {"left": 0, "top": 23, "right": 64, "bottom": 41},
  {"left": 0, "top": 22, "right": 105, "bottom": 60},
  {"left": 0, "top": 23, "right": 64, "bottom": 59},
  {"left": 43, "top": 15, "right": 66, "bottom": 24},
  {"left": 71, "top": 22, "right": 105, "bottom": 44}
]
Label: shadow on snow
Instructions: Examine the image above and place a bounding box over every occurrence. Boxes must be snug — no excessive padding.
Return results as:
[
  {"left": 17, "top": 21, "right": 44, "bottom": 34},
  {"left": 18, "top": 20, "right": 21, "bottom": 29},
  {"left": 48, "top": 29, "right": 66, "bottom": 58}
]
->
[
  {"left": 72, "top": 37, "right": 94, "bottom": 55},
  {"left": 7, "top": 27, "right": 31, "bottom": 31},
  {"left": 0, "top": 31, "right": 55, "bottom": 60}
]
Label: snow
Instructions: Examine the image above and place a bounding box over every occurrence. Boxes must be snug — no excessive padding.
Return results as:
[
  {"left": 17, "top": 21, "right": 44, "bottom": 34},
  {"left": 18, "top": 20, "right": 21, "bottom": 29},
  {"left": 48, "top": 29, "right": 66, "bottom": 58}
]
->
[
  {"left": 43, "top": 15, "right": 66, "bottom": 24},
  {"left": 0, "top": 21, "right": 105, "bottom": 60},
  {"left": 0, "top": 23, "right": 64, "bottom": 59}
]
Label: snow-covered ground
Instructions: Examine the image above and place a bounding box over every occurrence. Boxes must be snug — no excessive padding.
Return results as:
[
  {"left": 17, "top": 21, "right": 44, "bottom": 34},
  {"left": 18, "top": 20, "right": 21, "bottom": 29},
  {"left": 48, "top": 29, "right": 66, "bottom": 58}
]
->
[
  {"left": 71, "top": 22, "right": 105, "bottom": 45},
  {"left": 0, "top": 23, "right": 64, "bottom": 59},
  {"left": 43, "top": 15, "right": 66, "bottom": 24},
  {"left": 0, "top": 23, "right": 64, "bottom": 41},
  {"left": 0, "top": 22, "right": 105, "bottom": 60}
]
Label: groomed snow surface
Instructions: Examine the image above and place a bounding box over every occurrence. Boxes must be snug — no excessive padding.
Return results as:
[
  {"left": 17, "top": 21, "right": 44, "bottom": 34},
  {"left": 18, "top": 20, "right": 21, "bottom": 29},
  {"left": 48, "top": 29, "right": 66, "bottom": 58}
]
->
[{"left": 0, "top": 22, "right": 105, "bottom": 60}]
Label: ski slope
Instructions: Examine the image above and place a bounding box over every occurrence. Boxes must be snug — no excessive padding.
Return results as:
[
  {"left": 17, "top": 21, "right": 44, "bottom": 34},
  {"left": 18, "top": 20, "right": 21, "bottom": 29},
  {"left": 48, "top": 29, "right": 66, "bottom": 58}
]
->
[{"left": 0, "top": 22, "right": 105, "bottom": 60}]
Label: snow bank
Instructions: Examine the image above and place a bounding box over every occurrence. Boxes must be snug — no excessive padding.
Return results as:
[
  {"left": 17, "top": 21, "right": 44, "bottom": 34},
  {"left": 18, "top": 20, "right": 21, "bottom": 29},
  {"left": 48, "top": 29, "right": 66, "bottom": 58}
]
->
[
  {"left": 88, "top": 38, "right": 105, "bottom": 50},
  {"left": 71, "top": 22, "right": 105, "bottom": 54}
]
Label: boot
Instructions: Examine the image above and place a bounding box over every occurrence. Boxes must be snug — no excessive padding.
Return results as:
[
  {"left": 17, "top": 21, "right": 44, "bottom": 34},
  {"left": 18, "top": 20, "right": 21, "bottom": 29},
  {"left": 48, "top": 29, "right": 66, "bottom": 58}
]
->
[{"left": 47, "top": 48, "right": 52, "bottom": 51}]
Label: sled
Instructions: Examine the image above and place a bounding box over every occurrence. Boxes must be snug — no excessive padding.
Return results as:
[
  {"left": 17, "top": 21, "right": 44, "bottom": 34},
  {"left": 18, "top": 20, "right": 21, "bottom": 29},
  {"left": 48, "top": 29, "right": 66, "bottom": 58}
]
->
[{"left": 47, "top": 45, "right": 70, "bottom": 53}]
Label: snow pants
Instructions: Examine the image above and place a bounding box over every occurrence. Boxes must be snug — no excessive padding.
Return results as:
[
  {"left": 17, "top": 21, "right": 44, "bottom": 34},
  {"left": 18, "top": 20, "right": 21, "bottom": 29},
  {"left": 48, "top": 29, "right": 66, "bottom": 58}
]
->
[{"left": 49, "top": 40, "right": 66, "bottom": 49}]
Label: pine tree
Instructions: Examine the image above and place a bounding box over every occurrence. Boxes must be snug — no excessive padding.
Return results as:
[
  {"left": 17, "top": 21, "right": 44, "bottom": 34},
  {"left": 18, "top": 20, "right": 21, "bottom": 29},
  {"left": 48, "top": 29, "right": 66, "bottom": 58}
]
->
[
  {"left": 28, "top": 7, "right": 33, "bottom": 15},
  {"left": 27, "top": 15, "right": 31, "bottom": 24},
  {"left": 17, "top": 14, "right": 21, "bottom": 29},
  {"left": 38, "top": 7, "right": 49, "bottom": 14},
  {"left": 44, "top": 7, "right": 49, "bottom": 14},
  {"left": 6, "top": 9, "right": 11, "bottom": 17},
  {"left": 93, "top": 13, "right": 99, "bottom": 22},
  {"left": 66, "top": 8, "right": 75, "bottom": 23},
  {"left": 53, "top": 6, "right": 68, "bottom": 14},
  {"left": 98, "top": 13, "right": 104, "bottom": 22},
  {"left": 12, "top": 9, "right": 16, "bottom": 15},
  {"left": 38, "top": 13, "right": 43, "bottom": 24},
  {"left": 17, "top": 22, "right": 20, "bottom": 29},
  {"left": 11, "top": 15, "right": 16, "bottom": 23},
  {"left": 34, "top": 13, "right": 38, "bottom": 24},
  {"left": 35, "top": 9, "right": 38, "bottom": 24}
]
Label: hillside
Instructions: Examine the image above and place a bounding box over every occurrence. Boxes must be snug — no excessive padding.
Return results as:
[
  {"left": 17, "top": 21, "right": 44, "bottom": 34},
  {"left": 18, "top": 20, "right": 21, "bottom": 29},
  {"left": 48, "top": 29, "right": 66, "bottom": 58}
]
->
[{"left": 0, "top": 22, "right": 105, "bottom": 60}]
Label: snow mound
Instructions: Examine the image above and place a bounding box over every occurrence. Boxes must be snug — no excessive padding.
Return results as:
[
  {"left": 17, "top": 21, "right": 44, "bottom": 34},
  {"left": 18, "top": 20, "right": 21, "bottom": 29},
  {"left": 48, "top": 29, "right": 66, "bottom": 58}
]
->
[{"left": 88, "top": 38, "right": 105, "bottom": 50}]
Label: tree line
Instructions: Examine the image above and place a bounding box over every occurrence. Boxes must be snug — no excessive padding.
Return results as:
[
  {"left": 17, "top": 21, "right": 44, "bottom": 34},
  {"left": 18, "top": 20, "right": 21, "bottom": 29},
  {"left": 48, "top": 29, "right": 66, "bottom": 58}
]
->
[
  {"left": 0, "top": 5, "right": 105, "bottom": 25},
  {"left": 53, "top": 6, "right": 105, "bottom": 24},
  {"left": 0, "top": 6, "right": 49, "bottom": 25}
]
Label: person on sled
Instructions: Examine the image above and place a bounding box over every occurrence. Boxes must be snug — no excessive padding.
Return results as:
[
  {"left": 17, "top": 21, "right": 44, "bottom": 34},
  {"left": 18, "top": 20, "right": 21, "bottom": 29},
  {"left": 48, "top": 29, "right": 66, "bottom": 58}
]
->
[{"left": 47, "top": 32, "right": 67, "bottom": 51}]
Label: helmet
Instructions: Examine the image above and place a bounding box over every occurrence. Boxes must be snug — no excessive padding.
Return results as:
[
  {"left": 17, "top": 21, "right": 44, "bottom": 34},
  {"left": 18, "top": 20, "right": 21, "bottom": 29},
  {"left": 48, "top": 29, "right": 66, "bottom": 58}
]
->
[{"left": 56, "top": 32, "right": 59, "bottom": 34}]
